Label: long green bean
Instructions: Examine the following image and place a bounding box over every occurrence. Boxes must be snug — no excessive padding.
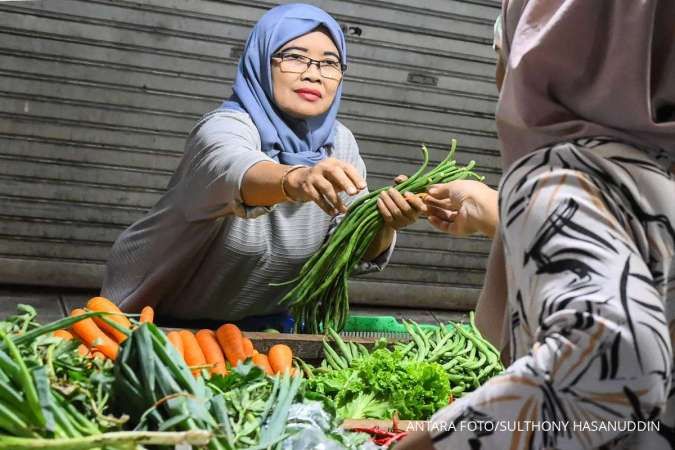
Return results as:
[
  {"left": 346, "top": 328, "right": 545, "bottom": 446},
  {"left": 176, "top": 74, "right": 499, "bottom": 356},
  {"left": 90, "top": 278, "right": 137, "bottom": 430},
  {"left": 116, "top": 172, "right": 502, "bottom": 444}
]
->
[{"left": 277, "top": 139, "right": 484, "bottom": 332}]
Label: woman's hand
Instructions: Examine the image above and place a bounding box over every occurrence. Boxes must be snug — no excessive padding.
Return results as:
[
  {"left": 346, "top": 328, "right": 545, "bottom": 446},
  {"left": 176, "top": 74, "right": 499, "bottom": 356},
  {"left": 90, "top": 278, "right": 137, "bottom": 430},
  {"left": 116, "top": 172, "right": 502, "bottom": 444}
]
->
[
  {"left": 284, "top": 158, "right": 367, "bottom": 215},
  {"left": 362, "top": 175, "right": 426, "bottom": 261},
  {"left": 377, "top": 175, "right": 427, "bottom": 230},
  {"left": 424, "top": 180, "right": 499, "bottom": 237}
]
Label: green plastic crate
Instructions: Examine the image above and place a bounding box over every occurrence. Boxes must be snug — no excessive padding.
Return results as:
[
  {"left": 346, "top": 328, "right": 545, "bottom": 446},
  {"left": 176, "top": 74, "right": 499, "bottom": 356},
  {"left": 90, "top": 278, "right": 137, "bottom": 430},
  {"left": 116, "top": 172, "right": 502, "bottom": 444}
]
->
[{"left": 341, "top": 315, "right": 467, "bottom": 339}]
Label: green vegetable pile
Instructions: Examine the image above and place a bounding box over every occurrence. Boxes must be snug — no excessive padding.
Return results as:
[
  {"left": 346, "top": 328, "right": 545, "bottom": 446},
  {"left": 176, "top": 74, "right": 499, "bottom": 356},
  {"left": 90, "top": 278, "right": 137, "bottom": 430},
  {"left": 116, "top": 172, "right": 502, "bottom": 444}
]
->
[
  {"left": 0, "top": 305, "right": 212, "bottom": 449},
  {"left": 277, "top": 140, "right": 484, "bottom": 333},
  {"left": 300, "top": 314, "right": 503, "bottom": 421},
  {"left": 307, "top": 347, "right": 450, "bottom": 420},
  {"left": 112, "top": 322, "right": 376, "bottom": 449},
  {"left": 393, "top": 313, "right": 503, "bottom": 397},
  {"left": 0, "top": 306, "right": 376, "bottom": 450}
]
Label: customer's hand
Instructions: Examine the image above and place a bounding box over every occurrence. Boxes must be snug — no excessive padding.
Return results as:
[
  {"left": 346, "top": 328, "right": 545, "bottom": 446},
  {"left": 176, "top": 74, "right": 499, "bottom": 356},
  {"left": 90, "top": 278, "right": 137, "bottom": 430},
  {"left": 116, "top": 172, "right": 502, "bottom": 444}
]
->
[
  {"left": 424, "top": 180, "right": 499, "bottom": 237},
  {"left": 284, "top": 158, "right": 367, "bottom": 215},
  {"left": 376, "top": 175, "right": 427, "bottom": 230}
]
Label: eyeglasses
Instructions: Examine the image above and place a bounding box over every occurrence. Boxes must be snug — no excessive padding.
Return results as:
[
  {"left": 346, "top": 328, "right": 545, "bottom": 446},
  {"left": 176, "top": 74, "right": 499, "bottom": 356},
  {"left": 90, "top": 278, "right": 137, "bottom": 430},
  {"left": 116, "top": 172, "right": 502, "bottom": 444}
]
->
[{"left": 272, "top": 52, "right": 346, "bottom": 81}]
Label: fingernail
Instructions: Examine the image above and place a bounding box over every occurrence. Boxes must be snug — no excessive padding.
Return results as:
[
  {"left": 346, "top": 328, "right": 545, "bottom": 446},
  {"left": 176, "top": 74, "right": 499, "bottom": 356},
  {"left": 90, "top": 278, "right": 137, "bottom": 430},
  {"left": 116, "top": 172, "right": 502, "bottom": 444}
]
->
[{"left": 348, "top": 188, "right": 356, "bottom": 195}]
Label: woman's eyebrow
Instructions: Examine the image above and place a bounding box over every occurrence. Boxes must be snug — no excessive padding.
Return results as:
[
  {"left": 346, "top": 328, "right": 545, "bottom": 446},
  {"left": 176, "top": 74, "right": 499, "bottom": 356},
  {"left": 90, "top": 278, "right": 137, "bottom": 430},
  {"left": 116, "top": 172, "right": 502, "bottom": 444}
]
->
[
  {"left": 323, "top": 51, "right": 340, "bottom": 59},
  {"left": 278, "top": 46, "right": 308, "bottom": 53}
]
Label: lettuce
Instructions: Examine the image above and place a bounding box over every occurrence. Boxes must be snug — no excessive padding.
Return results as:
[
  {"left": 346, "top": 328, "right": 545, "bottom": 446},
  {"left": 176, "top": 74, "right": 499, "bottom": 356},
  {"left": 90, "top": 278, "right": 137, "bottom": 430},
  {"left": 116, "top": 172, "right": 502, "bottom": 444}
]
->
[{"left": 306, "top": 348, "right": 450, "bottom": 420}]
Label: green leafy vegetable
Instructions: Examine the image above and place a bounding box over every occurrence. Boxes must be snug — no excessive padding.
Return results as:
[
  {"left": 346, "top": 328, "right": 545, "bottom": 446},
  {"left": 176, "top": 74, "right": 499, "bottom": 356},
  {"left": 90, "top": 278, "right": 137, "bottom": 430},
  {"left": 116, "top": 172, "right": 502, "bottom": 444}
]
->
[{"left": 307, "top": 348, "right": 450, "bottom": 420}]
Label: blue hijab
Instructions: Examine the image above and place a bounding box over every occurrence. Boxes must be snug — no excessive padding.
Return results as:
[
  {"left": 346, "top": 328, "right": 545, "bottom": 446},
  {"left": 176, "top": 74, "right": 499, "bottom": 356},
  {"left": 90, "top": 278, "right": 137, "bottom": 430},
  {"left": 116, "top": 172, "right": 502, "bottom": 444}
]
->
[{"left": 220, "top": 4, "right": 346, "bottom": 166}]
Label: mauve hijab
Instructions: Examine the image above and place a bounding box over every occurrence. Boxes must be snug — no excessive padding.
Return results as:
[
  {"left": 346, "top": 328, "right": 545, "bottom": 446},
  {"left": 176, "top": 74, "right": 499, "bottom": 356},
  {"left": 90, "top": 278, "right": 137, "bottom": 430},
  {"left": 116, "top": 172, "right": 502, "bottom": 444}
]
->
[
  {"left": 496, "top": 0, "right": 675, "bottom": 169},
  {"left": 476, "top": 0, "right": 675, "bottom": 355}
]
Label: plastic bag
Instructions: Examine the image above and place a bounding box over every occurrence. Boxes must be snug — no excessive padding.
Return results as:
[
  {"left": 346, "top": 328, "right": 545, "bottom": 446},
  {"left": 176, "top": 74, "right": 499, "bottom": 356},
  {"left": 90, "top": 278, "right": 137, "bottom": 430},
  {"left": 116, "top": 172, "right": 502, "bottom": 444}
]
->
[{"left": 281, "top": 401, "right": 381, "bottom": 450}]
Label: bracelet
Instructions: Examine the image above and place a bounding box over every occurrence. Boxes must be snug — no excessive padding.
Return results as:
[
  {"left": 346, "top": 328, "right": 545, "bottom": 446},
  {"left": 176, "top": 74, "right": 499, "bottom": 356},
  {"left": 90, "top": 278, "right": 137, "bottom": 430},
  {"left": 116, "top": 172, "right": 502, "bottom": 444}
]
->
[{"left": 280, "top": 165, "right": 307, "bottom": 203}]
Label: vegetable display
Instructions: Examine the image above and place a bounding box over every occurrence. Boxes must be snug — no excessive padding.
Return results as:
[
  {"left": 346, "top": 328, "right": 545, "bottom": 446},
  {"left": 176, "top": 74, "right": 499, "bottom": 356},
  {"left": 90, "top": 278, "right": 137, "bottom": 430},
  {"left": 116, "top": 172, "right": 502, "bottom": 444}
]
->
[
  {"left": 0, "top": 295, "right": 504, "bottom": 449},
  {"left": 0, "top": 305, "right": 209, "bottom": 449},
  {"left": 301, "top": 313, "right": 503, "bottom": 421},
  {"left": 110, "top": 321, "right": 375, "bottom": 449},
  {"left": 0, "top": 302, "right": 382, "bottom": 449},
  {"left": 276, "top": 140, "right": 484, "bottom": 333}
]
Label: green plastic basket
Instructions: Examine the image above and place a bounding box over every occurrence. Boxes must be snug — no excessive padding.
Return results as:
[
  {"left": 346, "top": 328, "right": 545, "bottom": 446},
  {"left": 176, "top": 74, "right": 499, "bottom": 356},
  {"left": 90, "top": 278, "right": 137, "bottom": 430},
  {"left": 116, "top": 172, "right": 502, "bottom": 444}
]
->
[{"left": 341, "top": 315, "right": 466, "bottom": 339}]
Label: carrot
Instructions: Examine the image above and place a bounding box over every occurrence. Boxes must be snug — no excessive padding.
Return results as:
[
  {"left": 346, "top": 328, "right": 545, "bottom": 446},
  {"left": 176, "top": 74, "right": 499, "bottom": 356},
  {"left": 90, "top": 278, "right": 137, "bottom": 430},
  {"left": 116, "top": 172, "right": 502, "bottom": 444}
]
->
[
  {"left": 242, "top": 337, "right": 255, "bottom": 357},
  {"left": 167, "top": 331, "right": 185, "bottom": 360},
  {"left": 139, "top": 305, "right": 154, "bottom": 324},
  {"left": 53, "top": 329, "right": 74, "bottom": 341},
  {"left": 268, "top": 344, "right": 293, "bottom": 374},
  {"left": 77, "top": 344, "right": 89, "bottom": 356},
  {"left": 252, "top": 353, "right": 273, "bottom": 375},
  {"left": 195, "top": 329, "right": 228, "bottom": 376},
  {"left": 91, "top": 351, "right": 106, "bottom": 360},
  {"left": 216, "top": 324, "right": 246, "bottom": 367},
  {"left": 86, "top": 296, "right": 131, "bottom": 343},
  {"left": 179, "top": 330, "right": 207, "bottom": 377},
  {"left": 70, "top": 308, "right": 119, "bottom": 360}
]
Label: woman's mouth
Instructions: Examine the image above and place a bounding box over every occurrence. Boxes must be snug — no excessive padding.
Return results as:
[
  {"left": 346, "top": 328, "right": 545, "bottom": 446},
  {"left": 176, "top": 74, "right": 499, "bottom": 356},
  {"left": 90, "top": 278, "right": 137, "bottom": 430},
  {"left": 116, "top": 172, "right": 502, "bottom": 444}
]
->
[{"left": 294, "top": 88, "right": 322, "bottom": 102}]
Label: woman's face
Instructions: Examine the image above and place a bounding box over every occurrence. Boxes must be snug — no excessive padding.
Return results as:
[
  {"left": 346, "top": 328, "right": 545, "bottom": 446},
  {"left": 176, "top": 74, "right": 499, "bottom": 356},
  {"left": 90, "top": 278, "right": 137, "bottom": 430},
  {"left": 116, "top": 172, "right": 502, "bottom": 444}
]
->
[{"left": 271, "top": 29, "right": 342, "bottom": 120}]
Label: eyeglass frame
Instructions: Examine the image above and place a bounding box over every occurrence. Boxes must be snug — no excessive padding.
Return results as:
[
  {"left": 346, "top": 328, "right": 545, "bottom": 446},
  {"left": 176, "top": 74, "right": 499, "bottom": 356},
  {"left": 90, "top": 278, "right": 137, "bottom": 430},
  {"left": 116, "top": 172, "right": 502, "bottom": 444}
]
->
[{"left": 271, "top": 52, "right": 347, "bottom": 80}]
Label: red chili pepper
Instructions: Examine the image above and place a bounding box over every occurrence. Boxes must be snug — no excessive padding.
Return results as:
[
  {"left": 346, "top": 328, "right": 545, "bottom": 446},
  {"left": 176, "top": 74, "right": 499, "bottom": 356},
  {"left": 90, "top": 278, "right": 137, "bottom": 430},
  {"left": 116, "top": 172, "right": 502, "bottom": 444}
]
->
[
  {"left": 351, "top": 426, "right": 408, "bottom": 447},
  {"left": 381, "top": 431, "right": 409, "bottom": 446}
]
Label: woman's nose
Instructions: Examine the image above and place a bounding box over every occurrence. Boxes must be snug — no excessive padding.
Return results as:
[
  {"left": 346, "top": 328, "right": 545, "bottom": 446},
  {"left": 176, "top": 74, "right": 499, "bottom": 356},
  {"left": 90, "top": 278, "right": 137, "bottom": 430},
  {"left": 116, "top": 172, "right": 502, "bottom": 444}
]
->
[{"left": 301, "top": 63, "right": 322, "bottom": 82}]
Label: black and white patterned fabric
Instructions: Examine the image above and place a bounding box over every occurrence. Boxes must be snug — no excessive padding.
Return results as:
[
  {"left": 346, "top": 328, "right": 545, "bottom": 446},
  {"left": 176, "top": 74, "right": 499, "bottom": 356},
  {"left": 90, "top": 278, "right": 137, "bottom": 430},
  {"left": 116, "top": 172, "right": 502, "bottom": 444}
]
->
[{"left": 431, "top": 139, "right": 675, "bottom": 450}]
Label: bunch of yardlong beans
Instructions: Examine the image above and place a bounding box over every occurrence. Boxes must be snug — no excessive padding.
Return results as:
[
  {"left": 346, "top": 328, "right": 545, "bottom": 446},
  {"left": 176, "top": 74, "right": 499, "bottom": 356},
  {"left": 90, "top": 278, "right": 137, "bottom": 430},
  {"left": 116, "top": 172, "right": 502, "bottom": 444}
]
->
[
  {"left": 393, "top": 312, "right": 503, "bottom": 397},
  {"left": 278, "top": 140, "right": 484, "bottom": 333}
]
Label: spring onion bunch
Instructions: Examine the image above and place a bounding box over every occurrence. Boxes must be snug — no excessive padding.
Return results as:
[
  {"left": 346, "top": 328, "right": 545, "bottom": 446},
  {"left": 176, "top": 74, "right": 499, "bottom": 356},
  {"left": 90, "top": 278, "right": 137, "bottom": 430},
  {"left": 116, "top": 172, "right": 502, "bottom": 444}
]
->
[{"left": 278, "top": 140, "right": 484, "bottom": 333}]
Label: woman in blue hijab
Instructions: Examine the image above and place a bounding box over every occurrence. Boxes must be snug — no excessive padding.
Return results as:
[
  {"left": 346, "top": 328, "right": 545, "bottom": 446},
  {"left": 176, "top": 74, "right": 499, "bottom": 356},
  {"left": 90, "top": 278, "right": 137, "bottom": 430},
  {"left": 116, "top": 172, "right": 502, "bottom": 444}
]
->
[{"left": 101, "top": 4, "right": 426, "bottom": 330}]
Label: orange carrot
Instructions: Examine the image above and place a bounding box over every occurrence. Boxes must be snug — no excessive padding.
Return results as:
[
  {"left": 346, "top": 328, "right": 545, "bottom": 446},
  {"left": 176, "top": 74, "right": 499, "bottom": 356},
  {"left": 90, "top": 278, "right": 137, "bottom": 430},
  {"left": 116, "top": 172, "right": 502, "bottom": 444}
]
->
[
  {"left": 179, "top": 330, "right": 207, "bottom": 377},
  {"left": 195, "top": 329, "right": 228, "bottom": 376},
  {"left": 91, "top": 351, "right": 106, "bottom": 360},
  {"left": 252, "top": 353, "right": 273, "bottom": 375},
  {"left": 53, "top": 329, "right": 74, "bottom": 341},
  {"left": 86, "top": 296, "right": 131, "bottom": 343},
  {"left": 77, "top": 344, "right": 89, "bottom": 357},
  {"left": 216, "top": 324, "right": 246, "bottom": 367},
  {"left": 268, "top": 344, "right": 293, "bottom": 374},
  {"left": 167, "top": 331, "right": 185, "bottom": 360},
  {"left": 242, "top": 337, "right": 254, "bottom": 357},
  {"left": 139, "top": 305, "right": 154, "bottom": 324},
  {"left": 70, "top": 308, "right": 118, "bottom": 360}
]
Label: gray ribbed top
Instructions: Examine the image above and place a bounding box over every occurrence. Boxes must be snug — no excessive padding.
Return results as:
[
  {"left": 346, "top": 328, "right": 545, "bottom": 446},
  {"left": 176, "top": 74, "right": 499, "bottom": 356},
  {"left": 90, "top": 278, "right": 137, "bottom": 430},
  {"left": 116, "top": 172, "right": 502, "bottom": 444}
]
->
[{"left": 101, "top": 110, "right": 393, "bottom": 321}]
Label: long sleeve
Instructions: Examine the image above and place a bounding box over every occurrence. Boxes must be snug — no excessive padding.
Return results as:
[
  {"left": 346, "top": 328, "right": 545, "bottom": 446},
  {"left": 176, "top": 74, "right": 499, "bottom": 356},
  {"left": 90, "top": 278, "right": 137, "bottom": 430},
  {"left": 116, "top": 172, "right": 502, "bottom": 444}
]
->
[
  {"left": 173, "top": 111, "right": 275, "bottom": 222},
  {"left": 430, "top": 141, "right": 674, "bottom": 450}
]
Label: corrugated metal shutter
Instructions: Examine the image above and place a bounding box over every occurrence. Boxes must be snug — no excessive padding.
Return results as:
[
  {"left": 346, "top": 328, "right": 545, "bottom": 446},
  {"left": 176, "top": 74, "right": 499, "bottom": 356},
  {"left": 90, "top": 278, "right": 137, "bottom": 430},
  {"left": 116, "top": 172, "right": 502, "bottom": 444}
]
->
[{"left": 0, "top": 0, "right": 500, "bottom": 309}]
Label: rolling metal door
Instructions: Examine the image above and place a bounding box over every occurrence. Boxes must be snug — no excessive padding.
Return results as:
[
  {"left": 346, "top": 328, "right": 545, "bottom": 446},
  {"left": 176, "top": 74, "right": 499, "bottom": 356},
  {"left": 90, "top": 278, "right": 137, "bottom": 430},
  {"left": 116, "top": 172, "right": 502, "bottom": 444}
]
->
[{"left": 0, "top": 0, "right": 500, "bottom": 309}]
